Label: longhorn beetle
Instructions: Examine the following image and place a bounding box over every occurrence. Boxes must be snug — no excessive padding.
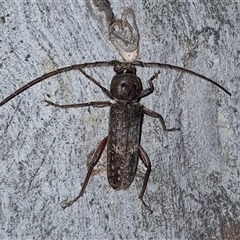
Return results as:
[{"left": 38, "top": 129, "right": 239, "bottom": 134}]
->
[{"left": 0, "top": 60, "right": 231, "bottom": 212}]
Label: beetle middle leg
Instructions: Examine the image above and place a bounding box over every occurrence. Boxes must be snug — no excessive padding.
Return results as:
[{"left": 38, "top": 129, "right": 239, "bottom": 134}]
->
[
  {"left": 62, "top": 136, "right": 108, "bottom": 209},
  {"left": 143, "top": 107, "right": 180, "bottom": 132},
  {"left": 44, "top": 99, "right": 111, "bottom": 108}
]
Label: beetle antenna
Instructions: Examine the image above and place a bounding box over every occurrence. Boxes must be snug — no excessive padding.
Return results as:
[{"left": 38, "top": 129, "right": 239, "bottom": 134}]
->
[
  {"left": 0, "top": 60, "right": 231, "bottom": 107},
  {"left": 0, "top": 61, "right": 114, "bottom": 106},
  {"left": 133, "top": 61, "right": 231, "bottom": 96}
]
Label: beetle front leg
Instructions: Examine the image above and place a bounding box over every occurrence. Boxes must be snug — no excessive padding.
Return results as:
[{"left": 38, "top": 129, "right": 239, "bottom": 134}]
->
[
  {"left": 143, "top": 107, "right": 180, "bottom": 132},
  {"left": 140, "top": 71, "right": 161, "bottom": 98},
  {"left": 62, "top": 136, "right": 108, "bottom": 209},
  {"left": 138, "top": 145, "right": 153, "bottom": 213}
]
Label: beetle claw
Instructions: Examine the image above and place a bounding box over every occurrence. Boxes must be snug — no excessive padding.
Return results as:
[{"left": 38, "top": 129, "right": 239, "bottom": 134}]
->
[{"left": 139, "top": 197, "right": 153, "bottom": 214}]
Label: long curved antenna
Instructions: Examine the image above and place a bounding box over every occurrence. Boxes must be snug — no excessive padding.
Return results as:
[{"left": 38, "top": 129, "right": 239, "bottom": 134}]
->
[
  {"left": 0, "top": 60, "right": 231, "bottom": 107},
  {"left": 133, "top": 61, "right": 231, "bottom": 96},
  {"left": 0, "top": 61, "right": 114, "bottom": 106}
]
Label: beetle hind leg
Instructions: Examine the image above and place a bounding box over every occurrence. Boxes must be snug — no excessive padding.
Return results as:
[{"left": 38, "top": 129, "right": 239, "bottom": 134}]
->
[
  {"left": 62, "top": 136, "right": 108, "bottom": 209},
  {"left": 138, "top": 145, "right": 153, "bottom": 213}
]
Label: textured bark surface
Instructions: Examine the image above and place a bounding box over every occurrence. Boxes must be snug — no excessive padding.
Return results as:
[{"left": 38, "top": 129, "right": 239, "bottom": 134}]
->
[{"left": 0, "top": 1, "right": 239, "bottom": 239}]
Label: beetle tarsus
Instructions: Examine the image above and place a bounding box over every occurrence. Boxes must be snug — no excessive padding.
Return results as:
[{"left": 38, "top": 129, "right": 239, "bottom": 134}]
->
[
  {"left": 61, "top": 196, "right": 82, "bottom": 209},
  {"left": 139, "top": 196, "right": 153, "bottom": 214}
]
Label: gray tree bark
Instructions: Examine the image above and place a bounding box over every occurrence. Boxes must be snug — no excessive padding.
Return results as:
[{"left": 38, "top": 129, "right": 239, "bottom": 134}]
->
[{"left": 0, "top": 1, "right": 239, "bottom": 239}]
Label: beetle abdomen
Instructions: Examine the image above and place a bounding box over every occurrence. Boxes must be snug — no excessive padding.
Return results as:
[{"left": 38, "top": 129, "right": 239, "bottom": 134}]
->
[{"left": 107, "top": 102, "right": 143, "bottom": 190}]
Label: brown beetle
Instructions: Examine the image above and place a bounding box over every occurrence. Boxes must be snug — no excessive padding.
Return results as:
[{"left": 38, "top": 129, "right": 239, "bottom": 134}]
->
[{"left": 0, "top": 60, "right": 231, "bottom": 212}]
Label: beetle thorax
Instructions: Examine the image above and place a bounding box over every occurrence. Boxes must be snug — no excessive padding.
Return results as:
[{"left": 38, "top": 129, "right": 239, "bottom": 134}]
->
[{"left": 110, "top": 73, "right": 142, "bottom": 102}]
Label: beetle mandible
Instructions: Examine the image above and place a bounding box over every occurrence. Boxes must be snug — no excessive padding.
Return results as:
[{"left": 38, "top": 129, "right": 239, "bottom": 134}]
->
[{"left": 0, "top": 60, "right": 231, "bottom": 212}]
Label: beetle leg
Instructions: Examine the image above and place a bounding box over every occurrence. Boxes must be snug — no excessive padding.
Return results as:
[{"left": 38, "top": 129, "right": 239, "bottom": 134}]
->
[
  {"left": 140, "top": 71, "right": 161, "bottom": 98},
  {"left": 44, "top": 99, "right": 111, "bottom": 108},
  {"left": 143, "top": 107, "right": 180, "bottom": 131},
  {"left": 138, "top": 145, "right": 153, "bottom": 213},
  {"left": 62, "top": 136, "right": 108, "bottom": 209},
  {"left": 78, "top": 68, "right": 114, "bottom": 100}
]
